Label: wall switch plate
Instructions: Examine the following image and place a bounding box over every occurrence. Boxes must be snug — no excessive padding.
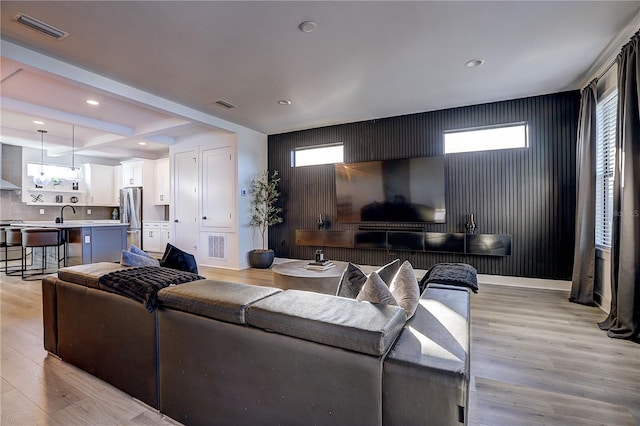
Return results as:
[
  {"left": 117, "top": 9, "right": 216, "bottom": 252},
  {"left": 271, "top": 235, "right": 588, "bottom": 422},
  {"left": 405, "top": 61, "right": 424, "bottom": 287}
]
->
[
  {"left": 84, "top": 236, "right": 91, "bottom": 244},
  {"left": 87, "top": 209, "right": 92, "bottom": 215},
  {"left": 39, "top": 209, "right": 45, "bottom": 215}
]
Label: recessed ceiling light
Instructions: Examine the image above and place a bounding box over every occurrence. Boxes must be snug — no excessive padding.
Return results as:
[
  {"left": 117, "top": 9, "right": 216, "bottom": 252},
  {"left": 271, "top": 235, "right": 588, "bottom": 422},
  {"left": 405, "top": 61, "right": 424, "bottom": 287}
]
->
[
  {"left": 277, "top": 100, "right": 292, "bottom": 105},
  {"left": 86, "top": 99, "right": 100, "bottom": 106},
  {"left": 33, "top": 120, "right": 45, "bottom": 125},
  {"left": 138, "top": 142, "right": 147, "bottom": 146},
  {"left": 299, "top": 21, "right": 317, "bottom": 33},
  {"left": 465, "top": 59, "right": 485, "bottom": 68}
]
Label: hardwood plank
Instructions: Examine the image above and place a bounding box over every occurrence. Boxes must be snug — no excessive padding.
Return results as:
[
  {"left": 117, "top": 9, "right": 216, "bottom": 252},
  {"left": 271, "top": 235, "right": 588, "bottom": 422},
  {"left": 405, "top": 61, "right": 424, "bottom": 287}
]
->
[{"left": 1, "top": 268, "right": 638, "bottom": 425}]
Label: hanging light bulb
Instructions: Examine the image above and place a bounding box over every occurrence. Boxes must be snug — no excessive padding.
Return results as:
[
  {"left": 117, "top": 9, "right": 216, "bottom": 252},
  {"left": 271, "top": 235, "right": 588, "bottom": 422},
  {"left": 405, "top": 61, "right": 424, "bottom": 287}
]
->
[
  {"left": 69, "top": 125, "right": 80, "bottom": 180},
  {"left": 33, "top": 129, "right": 52, "bottom": 186}
]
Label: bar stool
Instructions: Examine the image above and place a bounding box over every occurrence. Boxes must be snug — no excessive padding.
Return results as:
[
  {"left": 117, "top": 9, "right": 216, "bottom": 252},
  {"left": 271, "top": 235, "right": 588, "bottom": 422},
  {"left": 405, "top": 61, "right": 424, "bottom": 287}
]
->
[
  {"left": 21, "top": 228, "right": 65, "bottom": 280},
  {"left": 4, "top": 227, "right": 24, "bottom": 276}
]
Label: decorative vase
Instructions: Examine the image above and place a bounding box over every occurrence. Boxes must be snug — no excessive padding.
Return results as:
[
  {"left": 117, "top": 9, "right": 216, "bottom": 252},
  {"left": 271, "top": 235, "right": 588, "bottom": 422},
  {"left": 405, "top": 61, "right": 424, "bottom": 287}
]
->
[
  {"left": 249, "top": 249, "right": 275, "bottom": 268},
  {"left": 465, "top": 213, "right": 477, "bottom": 234}
]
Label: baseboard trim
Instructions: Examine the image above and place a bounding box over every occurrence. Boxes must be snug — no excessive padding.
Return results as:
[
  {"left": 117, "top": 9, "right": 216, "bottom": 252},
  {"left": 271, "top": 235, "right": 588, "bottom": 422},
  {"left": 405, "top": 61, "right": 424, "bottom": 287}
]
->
[{"left": 478, "top": 274, "right": 570, "bottom": 291}]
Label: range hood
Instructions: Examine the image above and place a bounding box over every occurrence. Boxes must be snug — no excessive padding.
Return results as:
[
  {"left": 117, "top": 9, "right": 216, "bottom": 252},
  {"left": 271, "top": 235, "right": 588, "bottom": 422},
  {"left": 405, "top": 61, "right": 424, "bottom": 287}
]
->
[{"left": 0, "top": 178, "right": 20, "bottom": 190}]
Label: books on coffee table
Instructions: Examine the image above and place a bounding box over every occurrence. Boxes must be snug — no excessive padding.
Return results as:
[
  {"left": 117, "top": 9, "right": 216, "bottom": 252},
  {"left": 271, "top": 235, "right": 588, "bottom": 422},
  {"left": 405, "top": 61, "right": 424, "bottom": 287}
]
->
[{"left": 304, "top": 260, "right": 336, "bottom": 271}]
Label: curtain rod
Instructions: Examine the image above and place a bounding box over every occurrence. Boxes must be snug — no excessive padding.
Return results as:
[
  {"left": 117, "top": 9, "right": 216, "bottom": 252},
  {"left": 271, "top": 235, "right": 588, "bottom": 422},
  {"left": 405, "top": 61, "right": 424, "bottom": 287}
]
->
[{"left": 595, "top": 58, "right": 617, "bottom": 82}]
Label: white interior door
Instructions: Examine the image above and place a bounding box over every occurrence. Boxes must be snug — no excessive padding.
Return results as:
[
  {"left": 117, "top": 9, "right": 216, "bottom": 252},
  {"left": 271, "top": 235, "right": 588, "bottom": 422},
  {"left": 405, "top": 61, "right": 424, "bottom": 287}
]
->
[
  {"left": 201, "top": 146, "right": 235, "bottom": 230},
  {"left": 173, "top": 150, "right": 199, "bottom": 255}
]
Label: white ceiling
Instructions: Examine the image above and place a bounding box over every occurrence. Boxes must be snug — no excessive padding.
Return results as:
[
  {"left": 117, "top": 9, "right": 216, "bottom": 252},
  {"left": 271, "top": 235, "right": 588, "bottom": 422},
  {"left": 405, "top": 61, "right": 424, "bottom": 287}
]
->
[{"left": 1, "top": 1, "right": 639, "bottom": 160}]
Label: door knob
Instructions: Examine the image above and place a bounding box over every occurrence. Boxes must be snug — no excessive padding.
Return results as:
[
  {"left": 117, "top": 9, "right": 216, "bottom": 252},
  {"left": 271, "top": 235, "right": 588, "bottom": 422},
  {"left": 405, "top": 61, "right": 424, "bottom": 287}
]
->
[
  {"left": 202, "top": 216, "right": 207, "bottom": 220},
  {"left": 174, "top": 219, "right": 179, "bottom": 223}
]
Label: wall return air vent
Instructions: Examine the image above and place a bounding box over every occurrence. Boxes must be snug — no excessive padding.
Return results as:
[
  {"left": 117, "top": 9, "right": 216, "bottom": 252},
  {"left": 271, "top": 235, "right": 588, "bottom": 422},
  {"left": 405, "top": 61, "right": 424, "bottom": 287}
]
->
[{"left": 13, "top": 13, "right": 69, "bottom": 40}]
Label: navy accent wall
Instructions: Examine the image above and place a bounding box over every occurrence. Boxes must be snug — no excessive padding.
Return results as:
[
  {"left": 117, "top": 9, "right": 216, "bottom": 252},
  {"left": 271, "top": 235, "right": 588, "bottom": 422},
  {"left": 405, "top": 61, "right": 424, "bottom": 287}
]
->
[{"left": 268, "top": 91, "right": 580, "bottom": 279}]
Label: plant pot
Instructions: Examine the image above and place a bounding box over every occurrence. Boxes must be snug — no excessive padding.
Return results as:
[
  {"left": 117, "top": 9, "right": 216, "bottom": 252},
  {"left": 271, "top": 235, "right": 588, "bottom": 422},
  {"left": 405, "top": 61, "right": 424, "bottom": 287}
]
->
[{"left": 249, "top": 249, "right": 275, "bottom": 269}]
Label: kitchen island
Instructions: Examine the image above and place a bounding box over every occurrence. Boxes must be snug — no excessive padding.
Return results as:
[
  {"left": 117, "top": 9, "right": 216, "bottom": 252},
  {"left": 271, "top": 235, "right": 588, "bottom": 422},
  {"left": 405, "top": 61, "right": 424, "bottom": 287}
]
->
[{"left": 12, "top": 221, "right": 127, "bottom": 266}]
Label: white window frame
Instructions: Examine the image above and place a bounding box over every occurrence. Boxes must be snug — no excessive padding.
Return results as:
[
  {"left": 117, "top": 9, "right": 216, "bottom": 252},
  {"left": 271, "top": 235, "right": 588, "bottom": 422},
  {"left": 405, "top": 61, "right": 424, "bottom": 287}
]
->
[
  {"left": 292, "top": 143, "right": 344, "bottom": 167},
  {"left": 595, "top": 90, "right": 617, "bottom": 249},
  {"left": 27, "top": 162, "right": 81, "bottom": 181},
  {"left": 443, "top": 122, "right": 529, "bottom": 154}
]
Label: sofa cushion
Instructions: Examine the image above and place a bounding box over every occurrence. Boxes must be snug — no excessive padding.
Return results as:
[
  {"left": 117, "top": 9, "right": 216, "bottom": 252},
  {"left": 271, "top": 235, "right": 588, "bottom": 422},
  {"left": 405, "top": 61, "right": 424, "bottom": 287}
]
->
[
  {"left": 57, "top": 262, "right": 132, "bottom": 289},
  {"left": 158, "top": 280, "right": 281, "bottom": 324},
  {"left": 335, "top": 259, "right": 401, "bottom": 298},
  {"left": 160, "top": 244, "right": 198, "bottom": 274},
  {"left": 121, "top": 250, "right": 161, "bottom": 267},
  {"left": 246, "top": 290, "right": 406, "bottom": 356}
]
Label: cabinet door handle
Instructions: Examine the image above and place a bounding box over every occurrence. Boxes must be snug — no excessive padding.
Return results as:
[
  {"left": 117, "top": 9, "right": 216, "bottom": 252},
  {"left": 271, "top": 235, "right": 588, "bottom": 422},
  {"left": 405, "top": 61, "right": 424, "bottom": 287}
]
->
[
  {"left": 202, "top": 216, "right": 207, "bottom": 220},
  {"left": 129, "top": 178, "right": 133, "bottom": 185},
  {"left": 160, "top": 194, "right": 164, "bottom": 201},
  {"left": 174, "top": 219, "right": 179, "bottom": 223}
]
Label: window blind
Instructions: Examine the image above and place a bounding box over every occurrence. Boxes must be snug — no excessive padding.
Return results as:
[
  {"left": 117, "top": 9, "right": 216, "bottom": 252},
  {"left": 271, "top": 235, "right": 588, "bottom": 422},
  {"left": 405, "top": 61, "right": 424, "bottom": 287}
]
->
[{"left": 595, "top": 90, "right": 617, "bottom": 248}]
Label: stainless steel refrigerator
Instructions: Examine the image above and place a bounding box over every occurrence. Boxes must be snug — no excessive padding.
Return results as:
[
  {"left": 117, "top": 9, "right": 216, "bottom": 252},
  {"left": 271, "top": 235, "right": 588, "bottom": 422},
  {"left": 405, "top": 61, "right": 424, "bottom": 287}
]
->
[{"left": 120, "top": 187, "right": 143, "bottom": 249}]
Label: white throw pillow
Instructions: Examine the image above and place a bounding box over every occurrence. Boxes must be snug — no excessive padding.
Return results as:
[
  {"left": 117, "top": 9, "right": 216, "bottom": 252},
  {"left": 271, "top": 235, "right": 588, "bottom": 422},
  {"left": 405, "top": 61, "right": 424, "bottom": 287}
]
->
[
  {"left": 388, "top": 260, "right": 419, "bottom": 319},
  {"left": 356, "top": 271, "right": 398, "bottom": 306}
]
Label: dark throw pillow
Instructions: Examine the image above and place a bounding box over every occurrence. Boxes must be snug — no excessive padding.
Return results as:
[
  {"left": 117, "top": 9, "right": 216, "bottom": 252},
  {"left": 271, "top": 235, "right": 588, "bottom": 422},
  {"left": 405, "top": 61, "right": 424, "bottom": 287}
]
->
[
  {"left": 336, "top": 263, "right": 368, "bottom": 298},
  {"left": 160, "top": 243, "right": 199, "bottom": 274}
]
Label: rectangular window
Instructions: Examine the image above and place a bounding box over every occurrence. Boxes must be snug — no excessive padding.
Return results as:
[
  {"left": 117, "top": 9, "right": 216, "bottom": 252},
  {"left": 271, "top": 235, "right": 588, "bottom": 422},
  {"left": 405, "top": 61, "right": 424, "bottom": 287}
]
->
[
  {"left": 292, "top": 143, "right": 343, "bottom": 167},
  {"left": 444, "top": 122, "right": 528, "bottom": 154},
  {"left": 27, "top": 162, "right": 81, "bottom": 181},
  {"left": 595, "top": 90, "right": 617, "bottom": 248}
]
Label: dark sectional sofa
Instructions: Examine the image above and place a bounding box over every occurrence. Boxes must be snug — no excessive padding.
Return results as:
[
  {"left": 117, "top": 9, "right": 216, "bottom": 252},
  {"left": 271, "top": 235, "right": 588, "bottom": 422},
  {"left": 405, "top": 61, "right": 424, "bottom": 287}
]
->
[{"left": 42, "top": 262, "right": 471, "bottom": 425}]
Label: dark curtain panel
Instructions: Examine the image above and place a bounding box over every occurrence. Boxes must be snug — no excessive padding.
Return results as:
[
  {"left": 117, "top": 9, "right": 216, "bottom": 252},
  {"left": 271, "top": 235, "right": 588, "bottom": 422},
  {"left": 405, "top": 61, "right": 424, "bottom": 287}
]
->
[
  {"left": 598, "top": 31, "right": 640, "bottom": 341},
  {"left": 570, "top": 81, "right": 597, "bottom": 305}
]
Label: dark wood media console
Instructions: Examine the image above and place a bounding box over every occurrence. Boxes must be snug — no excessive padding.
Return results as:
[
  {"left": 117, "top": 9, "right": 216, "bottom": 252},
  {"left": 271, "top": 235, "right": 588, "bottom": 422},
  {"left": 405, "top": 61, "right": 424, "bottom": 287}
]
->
[{"left": 295, "top": 229, "right": 512, "bottom": 256}]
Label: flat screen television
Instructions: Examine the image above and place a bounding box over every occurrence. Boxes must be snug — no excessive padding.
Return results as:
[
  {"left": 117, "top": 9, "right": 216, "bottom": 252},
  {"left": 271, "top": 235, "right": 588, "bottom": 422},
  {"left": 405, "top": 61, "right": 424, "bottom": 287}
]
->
[{"left": 335, "top": 156, "right": 446, "bottom": 223}]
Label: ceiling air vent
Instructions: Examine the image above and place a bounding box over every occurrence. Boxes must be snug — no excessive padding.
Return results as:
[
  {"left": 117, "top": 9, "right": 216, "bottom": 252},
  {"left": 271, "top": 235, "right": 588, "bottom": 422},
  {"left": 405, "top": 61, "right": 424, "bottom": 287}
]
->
[
  {"left": 213, "top": 100, "right": 236, "bottom": 109},
  {"left": 13, "top": 13, "right": 69, "bottom": 40}
]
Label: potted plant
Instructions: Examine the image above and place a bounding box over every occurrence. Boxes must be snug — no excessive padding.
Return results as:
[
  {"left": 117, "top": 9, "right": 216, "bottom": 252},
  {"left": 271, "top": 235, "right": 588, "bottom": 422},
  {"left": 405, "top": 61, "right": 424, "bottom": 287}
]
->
[{"left": 248, "top": 170, "right": 283, "bottom": 268}]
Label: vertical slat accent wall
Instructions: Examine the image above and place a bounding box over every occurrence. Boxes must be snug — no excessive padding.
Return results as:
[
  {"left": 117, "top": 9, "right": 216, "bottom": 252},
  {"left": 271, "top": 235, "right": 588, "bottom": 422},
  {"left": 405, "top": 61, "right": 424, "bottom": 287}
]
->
[{"left": 268, "top": 91, "right": 579, "bottom": 279}]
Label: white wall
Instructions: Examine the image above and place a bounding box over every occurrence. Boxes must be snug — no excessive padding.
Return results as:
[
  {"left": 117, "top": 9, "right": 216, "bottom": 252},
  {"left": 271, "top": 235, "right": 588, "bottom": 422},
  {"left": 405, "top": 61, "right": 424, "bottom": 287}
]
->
[{"left": 171, "top": 127, "right": 267, "bottom": 270}]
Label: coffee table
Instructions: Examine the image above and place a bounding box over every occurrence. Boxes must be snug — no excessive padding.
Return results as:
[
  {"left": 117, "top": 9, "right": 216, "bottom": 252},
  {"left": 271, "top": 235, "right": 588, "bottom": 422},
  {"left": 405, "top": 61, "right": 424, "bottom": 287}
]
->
[{"left": 271, "top": 260, "right": 348, "bottom": 295}]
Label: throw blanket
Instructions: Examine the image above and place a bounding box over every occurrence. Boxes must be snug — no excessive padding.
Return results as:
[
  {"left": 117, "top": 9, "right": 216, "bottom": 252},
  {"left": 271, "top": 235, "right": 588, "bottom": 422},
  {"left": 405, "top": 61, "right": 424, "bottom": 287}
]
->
[
  {"left": 98, "top": 266, "right": 205, "bottom": 313},
  {"left": 421, "top": 263, "right": 478, "bottom": 293}
]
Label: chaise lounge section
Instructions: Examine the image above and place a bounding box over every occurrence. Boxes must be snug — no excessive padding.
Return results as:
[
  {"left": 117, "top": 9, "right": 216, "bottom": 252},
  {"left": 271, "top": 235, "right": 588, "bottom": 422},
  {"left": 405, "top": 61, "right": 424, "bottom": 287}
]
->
[{"left": 42, "top": 262, "right": 471, "bottom": 425}]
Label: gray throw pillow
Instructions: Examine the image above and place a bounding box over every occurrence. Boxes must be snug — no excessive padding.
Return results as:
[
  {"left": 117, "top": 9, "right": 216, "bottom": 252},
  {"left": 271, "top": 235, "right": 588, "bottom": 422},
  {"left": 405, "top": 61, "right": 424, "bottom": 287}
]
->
[
  {"left": 335, "top": 259, "right": 402, "bottom": 299},
  {"left": 388, "top": 260, "right": 419, "bottom": 319},
  {"left": 130, "top": 244, "right": 154, "bottom": 259},
  {"left": 121, "top": 250, "right": 160, "bottom": 267},
  {"left": 356, "top": 272, "right": 398, "bottom": 306}
]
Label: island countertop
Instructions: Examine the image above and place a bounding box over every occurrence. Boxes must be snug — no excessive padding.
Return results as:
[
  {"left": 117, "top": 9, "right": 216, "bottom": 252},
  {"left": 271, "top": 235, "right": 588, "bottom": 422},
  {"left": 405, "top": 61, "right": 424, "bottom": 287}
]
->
[
  {"left": 10, "top": 220, "right": 128, "bottom": 265},
  {"left": 11, "top": 220, "right": 128, "bottom": 228}
]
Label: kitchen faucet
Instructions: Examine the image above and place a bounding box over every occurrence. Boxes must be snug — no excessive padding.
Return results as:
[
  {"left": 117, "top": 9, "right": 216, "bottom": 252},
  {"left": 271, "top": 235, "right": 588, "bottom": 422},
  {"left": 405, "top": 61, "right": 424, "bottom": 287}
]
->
[{"left": 58, "top": 205, "right": 76, "bottom": 224}]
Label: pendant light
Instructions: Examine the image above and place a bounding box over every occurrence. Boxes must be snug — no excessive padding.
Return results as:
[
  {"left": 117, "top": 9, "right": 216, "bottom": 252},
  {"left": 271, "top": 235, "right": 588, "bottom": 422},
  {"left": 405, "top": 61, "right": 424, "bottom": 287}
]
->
[
  {"left": 33, "top": 129, "right": 52, "bottom": 186},
  {"left": 69, "top": 125, "right": 79, "bottom": 179}
]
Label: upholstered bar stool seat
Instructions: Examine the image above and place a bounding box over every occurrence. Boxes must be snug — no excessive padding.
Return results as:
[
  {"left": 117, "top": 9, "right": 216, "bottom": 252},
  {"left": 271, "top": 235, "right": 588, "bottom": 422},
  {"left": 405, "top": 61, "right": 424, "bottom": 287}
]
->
[
  {"left": 4, "top": 227, "right": 24, "bottom": 276},
  {"left": 21, "top": 228, "right": 65, "bottom": 280}
]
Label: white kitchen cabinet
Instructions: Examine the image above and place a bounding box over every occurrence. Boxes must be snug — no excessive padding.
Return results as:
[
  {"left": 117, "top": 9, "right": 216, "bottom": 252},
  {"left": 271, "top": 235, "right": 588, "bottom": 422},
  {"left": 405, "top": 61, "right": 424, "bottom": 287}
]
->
[
  {"left": 122, "top": 161, "right": 143, "bottom": 187},
  {"left": 161, "top": 222, "right": 172, "bottom": 246},
  {"left": 143, "top": 221, "right": 172, "bottom": 252},
  {"left": 154, "top": 158, "right": 170, "bottom": 205},
  {"left": 84, "top": 163, "right": 118, "bottom": 206},
  {"left": 113, "top": 165, "right": 122, "bottom": 204},
  {"left": 142, "top": 222, "right": 163, "bottom": 252}
]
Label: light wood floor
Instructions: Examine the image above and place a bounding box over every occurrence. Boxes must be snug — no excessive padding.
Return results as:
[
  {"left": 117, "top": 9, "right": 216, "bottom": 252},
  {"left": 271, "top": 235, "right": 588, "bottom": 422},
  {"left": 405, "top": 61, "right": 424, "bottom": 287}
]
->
[{"left": 1, "top": 265, "right": 638, "bottom": 425}]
